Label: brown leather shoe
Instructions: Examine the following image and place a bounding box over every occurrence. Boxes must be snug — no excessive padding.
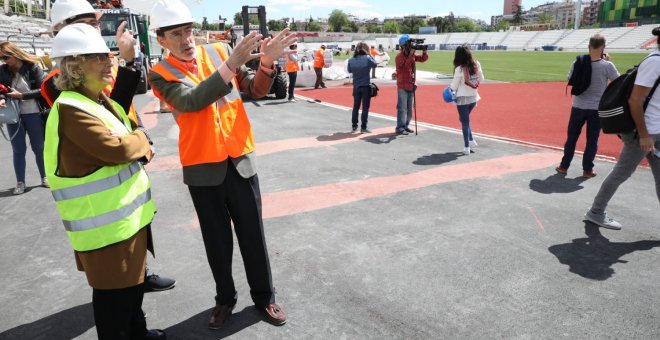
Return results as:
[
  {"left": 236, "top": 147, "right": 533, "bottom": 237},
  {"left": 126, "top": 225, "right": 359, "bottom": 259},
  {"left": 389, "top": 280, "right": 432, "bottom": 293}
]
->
[
  {"left": 582, "top": 170, "right": 597, "bottom": 178},
  {"left": 263, "top": 303, "right": 287, "bottom": 326},
  {"left": 555, "top": 166, "right": 568, "bottom": 174},
  {"left": 208, "top": 303, "right": 235, "bottom": 329}
]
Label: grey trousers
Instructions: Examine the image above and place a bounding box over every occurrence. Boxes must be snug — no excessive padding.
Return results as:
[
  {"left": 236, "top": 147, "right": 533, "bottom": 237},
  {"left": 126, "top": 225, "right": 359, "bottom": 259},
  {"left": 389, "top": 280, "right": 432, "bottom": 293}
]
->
[{"left": 590, "top": 132, "right": 660, "bottom": 214}]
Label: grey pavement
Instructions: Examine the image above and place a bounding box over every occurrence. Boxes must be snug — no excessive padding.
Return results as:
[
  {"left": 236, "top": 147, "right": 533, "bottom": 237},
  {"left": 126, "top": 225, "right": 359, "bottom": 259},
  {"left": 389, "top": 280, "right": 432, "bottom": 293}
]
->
[{"left": 1, "top": 90, "right": 659, "bottom": 339}]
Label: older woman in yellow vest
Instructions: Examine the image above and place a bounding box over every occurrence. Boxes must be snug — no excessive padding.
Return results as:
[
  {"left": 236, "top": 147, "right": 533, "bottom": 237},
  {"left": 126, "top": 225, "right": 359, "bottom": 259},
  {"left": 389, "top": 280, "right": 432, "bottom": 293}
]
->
[{"left": 44, "top": 23, "right": 165, "bottom": 340}]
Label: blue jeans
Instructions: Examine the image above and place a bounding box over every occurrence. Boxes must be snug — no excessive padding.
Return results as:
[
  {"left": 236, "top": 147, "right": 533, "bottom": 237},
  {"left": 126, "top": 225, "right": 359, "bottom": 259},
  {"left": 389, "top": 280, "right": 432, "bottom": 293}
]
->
[
  {"left": 396, "top": 88, "right": 413, "bottom": 131},
  {"left": 7, "top": 113, "right": 46, "bottom": 182},
  {"left": 560, "top": 107, "right": 600, "bottom": 171},
  {"left": 352, "top": 86, "right": 371, "bottom": 129},
  {"left": 457, "top": 103, "right": 476, "bottom": 147}
]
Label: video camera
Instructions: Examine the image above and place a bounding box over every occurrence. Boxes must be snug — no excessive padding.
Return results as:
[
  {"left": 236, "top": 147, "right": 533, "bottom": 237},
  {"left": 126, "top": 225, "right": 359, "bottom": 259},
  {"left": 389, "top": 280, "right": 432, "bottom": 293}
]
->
[{"left": 410, "top": 38, "right": 428, "bottom": 51}]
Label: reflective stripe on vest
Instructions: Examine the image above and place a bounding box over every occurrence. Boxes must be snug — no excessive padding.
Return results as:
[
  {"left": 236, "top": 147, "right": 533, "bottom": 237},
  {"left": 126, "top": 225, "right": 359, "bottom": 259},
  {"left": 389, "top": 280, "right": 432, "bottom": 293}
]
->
[
  {"left": 285, "top": 54, "right": 300, "bottom": 73},
  {"left": 44, "top": 91, "right": 155, "bottom": 252},
  {"left": 150, "top": 43, "right": 255, "bottom": 167}
]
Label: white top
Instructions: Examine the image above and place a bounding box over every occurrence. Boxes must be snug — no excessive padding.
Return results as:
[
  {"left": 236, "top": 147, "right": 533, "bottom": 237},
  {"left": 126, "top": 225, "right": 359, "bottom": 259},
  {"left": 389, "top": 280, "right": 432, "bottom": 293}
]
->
[
  {"left": 450, "top": 61, "right": 485, "bottom": 104},
  {"left": 635, "top": 51, "right": 660, "bottom": 134}
]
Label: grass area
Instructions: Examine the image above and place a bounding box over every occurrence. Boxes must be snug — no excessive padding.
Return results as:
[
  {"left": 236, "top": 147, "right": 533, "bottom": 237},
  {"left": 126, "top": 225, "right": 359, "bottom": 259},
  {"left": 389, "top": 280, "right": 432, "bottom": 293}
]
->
[{"left": 334, "top": 51, "right": 650, "bottom": 82}]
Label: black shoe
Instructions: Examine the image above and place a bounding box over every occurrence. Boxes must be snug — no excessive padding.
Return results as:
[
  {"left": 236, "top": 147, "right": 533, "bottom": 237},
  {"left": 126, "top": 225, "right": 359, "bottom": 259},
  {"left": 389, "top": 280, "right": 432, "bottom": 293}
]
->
[
  {"left": 360, "top": 128, "right": 371, "bottom": 134},
  {"left": 352, "top": 126, "right": 358, "bottom": 132},
  {"left": 144, "top": 274, "right": 176, "bottom": 292},
  {"left": 396, "top": 129, "right": 409, "bottom": 135},
  {"left": 146, "top": 329, "right": 167, "bottom": 340},
  {"left": 404, "top": 127, "right": 414, "bottom": 133},
  {"left": 321, "top": 84, "right": 327, "bottom": 88}
]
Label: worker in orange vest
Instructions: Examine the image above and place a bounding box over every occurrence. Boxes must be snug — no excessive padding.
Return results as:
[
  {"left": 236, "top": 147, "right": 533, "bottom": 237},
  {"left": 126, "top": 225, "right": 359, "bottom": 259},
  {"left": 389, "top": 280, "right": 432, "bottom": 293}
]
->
[
  {"left": 370, "top": 45, "right": 383, "bottom": 78},
  {"left": 148, "top": 0, "right": 297, "bottom": 330},
  {"left": 313, "top": 44, "right": 326, "bottom": 89},
  {"left": 285, "top": 43, "right": 299, "bottom": 102}
]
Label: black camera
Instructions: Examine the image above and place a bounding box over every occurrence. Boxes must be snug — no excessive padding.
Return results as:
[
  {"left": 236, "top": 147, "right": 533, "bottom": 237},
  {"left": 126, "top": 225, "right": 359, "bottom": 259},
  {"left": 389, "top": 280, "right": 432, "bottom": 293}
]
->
[{"left": 410, "top": 38, "right": 428, "bottom": 51}]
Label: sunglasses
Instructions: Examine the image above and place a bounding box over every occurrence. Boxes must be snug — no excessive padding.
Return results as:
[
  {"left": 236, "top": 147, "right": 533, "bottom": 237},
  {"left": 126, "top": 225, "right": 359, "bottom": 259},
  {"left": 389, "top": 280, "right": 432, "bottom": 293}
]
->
[
  {"left": 71, "top": 18, "right": 100, "bottom": 29},
  {"left": 0, "top": 55, "right": 11, "bottom": 61}
]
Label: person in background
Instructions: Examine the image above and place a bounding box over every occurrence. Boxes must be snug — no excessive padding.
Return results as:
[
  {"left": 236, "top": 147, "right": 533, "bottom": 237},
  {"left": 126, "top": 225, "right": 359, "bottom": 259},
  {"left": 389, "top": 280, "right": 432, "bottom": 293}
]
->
[
  {"left": 285, "top": 44, "right": 299, "bottom": 102},
  {"left": 44, "top": 23, "right": 164, "bottom": 340},
  {"left": 313, "top": 44, "right": 326, "bottom": 89},
  {"left": 41, "top": 0, "right": 176, "bottom": 294},
  {"left": 370, "top": 45, "right": 384, "bottom": 79},
  {"left": 556, "top": 34, "right": 619, "bottom": 178},
  {"left": 148, "top": 0, "right": 296, "bottom": 329},
  {"left": 449, "top": 44, "right": 484, "bottom": 155},
  {"left": 584, "top": 27, "right": 660, "bottom": 230},
  {"left": 395, "top": 34, "right": 428, "bottom": 135},
  {"left": 0, "top": 41, "right": 48, "bottom": 195},
  {"left": 347, "top": 42, "right": 377, "bottom": 133}
]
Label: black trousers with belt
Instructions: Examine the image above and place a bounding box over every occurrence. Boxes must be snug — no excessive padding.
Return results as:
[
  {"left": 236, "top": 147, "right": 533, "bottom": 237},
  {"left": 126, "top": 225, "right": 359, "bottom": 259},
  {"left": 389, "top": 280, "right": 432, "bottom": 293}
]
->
[{"left": 188, "top": 162, "right": 275, "bottom": 308}]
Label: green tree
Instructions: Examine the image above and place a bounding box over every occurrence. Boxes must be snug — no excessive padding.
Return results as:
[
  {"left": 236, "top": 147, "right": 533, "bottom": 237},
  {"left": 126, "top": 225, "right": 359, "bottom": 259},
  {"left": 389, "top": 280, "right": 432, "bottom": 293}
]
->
[
  {"left": 290, "top": 22, "right": 298, "bottom": 31},
  {"left": 455, "top": 19, "right": 478, "bottom": 32},
  {"left": 493, "top": 20, "right": 511, "bottom": 32},
  {"left": 513, "top": 5, "right": 524, "bottom": 25},
  {"left": 308, "top": 21, "right": 322, "bottom": 32},
  {"left": 202, "top": 17, "right": 209, "bottom": 30},
  {"left": 428, "top": 16, "right": 443, "bottom": 33},
  {"left": 383, "top": 21, "right": 400, "bottom": 34},
  {"left": 366, "top": 24, "right": 382, "bottom": 33},
  {"left": 268, "top": 20, "right": 285, "bottom": 31},
  {"left": 348, "top": 21, "right": 359, "bottom": 33},
  {"left": 446, "top": 12, "right": 456, "bottom": 32},
  {"left": 328, "top": 9, "right": 349, "bottom": 32},
  {"left": 400, "top": 17, "right": 426, "bottom": 34},
  {"left": 233, "top": 12, "right": 242, "bottom": 25}
]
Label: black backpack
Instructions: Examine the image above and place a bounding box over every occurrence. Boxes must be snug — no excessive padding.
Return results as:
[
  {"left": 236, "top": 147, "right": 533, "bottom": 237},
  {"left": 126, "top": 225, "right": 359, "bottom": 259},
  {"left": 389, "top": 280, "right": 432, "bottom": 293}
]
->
[
  {"left": 568, "top": 55, "right": 592, "bottom": 96},
  {"left": 598, "top": 54, "right": 660, "bottom": 134}
]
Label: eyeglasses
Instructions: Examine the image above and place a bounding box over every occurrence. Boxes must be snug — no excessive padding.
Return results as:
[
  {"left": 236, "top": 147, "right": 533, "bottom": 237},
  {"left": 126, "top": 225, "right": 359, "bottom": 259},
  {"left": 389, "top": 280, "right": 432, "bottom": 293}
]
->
[
  {"left": 73, "top": 18, "right": 100, "bottom": 29},
  {"left": 0, "top": 55, "right": 11, "bottom": 61},
  {"left": 85, "top": 53, "right": 111, "bottom": 63}
]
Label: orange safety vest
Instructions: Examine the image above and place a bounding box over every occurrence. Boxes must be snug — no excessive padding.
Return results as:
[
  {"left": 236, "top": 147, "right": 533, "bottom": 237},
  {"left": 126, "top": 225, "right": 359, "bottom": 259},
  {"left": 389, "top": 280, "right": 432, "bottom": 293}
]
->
[
  {"left": 370, "top": 48, "right": 377, "bottom": 57},
  {"left": 313, "top": 48, "right": 325, "bottom": 68},
  {"left": 40, "top": 62, "right": 140, "bottom": 127},
  {"left": 285, "top": 53, "right": 299, "bottom": 73},
  {"left": 150, "top": 43, "right": 255, "bottom": 167}
]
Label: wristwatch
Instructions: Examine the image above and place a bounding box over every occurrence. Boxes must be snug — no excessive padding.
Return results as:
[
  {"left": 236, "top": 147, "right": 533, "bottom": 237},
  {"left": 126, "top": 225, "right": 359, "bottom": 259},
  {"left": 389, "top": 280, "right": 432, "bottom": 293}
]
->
[{"left": 119, "top": 58, "right": 135, "bottom": 68}]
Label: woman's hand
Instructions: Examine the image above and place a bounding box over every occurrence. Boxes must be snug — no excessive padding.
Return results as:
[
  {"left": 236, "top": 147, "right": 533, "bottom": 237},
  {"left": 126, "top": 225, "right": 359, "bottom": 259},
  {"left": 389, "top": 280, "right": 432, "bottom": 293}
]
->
[
  {"left": 639, "top": 135, "right": 655, "bottom": 154},
  {"left": 5, "top": 89, "right": 22, "bottom": 100},
  {"left": 260, "top": 29, "right": 298, "bottom": 67}
]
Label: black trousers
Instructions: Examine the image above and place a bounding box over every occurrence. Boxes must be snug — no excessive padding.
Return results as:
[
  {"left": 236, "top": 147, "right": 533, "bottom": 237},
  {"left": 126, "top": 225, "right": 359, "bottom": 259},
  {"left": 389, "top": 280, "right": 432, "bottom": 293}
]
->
[
  {"left": 188, "top": 163, "right": 274, "bottom": 307},
  {"left": 314, "top": 67, "right": 325, "bottom": 88},
  {"left": 93, "top": 284, "right": 147, "bottom": 340},
  {"left": 287, "top": 72, "right": 297, "bottom": 100}
]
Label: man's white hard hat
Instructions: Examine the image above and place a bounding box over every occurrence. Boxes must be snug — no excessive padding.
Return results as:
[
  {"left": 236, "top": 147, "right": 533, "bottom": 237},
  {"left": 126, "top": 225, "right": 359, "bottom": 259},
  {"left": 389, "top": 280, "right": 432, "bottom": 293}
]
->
[
  {"left": 50, "top": 0, "right": 102, "bottom": 32},
  {"left": 149, "top": 0, "right": 195, "bottom": 31}
]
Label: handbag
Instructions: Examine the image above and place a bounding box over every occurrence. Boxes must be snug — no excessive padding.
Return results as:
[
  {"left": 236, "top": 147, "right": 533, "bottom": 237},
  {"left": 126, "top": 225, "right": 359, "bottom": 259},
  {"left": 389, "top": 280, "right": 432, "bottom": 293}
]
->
[
  {"left": 0, "top": 98, "right": 20, "bottom": 124},
  {"left": 369, "top": 83, "right": 379, "bottom": 97}
]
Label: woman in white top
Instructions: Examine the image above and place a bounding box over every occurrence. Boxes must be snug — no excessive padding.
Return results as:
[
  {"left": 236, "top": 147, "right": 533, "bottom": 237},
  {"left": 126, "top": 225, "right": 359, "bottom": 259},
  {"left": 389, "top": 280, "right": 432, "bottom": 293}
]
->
[{"left": 449, "top": 45, "right": 484, "bottom": 155}]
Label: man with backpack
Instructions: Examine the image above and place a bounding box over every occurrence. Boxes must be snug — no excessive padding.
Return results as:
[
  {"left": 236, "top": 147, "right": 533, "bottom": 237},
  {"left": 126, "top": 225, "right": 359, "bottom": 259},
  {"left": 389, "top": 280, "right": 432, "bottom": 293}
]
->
[
  {"left": 584, "top": 27, "right": 660, "bottom": 230},
  {"left": 556, "top": 34, "right": 619, "bottom": 178}
]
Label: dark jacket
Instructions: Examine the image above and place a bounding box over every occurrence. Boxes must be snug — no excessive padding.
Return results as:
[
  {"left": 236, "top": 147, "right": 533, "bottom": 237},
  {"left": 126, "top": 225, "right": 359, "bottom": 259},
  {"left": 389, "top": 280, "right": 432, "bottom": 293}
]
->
[
  {"left": 0, "top": 62, "right": 48, "bottom": 110},
  {"left": 348, "top": 54, "right": 377, "bottom": 87}
]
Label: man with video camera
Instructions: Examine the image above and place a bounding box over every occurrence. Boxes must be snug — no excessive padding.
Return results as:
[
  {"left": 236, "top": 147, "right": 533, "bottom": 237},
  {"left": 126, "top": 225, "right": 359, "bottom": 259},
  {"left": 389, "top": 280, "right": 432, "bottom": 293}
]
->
[{"left": 395, "top": 34, "right": 428, "bottom": 135}]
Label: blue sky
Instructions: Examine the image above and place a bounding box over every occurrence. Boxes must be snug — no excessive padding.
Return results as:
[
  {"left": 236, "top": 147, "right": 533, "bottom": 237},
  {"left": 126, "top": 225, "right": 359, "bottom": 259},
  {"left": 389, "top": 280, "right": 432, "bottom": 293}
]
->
[{"left": 185, "top": 0, "right": 554, "bottom": 24}]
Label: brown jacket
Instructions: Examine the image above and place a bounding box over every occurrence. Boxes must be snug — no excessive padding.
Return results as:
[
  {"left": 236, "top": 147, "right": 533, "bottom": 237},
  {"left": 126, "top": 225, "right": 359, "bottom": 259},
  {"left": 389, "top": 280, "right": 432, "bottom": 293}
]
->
[{"left": 54, "top": 90, "right": 153, "bottom": 289}]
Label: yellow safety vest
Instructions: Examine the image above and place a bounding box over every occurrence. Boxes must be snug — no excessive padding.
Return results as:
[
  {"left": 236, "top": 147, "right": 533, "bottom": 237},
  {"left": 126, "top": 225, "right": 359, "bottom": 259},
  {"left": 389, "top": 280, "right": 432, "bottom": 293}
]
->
[{"left": 44, "top": 91, "right": 156, "bottom": 252}]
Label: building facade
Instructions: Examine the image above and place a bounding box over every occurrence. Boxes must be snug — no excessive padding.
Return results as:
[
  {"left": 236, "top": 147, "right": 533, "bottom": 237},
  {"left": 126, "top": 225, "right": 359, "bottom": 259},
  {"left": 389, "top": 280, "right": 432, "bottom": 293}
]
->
[
  {"left": 598, "top": 0, "right": 659, "bottom": 27},
  {"left": 504, "top": 0, "right": 522, "bottom": 15}
]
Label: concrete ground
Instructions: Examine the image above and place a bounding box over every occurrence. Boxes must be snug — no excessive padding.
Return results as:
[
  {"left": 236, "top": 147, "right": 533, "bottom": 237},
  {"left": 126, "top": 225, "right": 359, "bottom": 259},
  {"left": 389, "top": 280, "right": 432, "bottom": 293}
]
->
[{"left": 1, "top": 88, "right": 659, "bottom": 340}]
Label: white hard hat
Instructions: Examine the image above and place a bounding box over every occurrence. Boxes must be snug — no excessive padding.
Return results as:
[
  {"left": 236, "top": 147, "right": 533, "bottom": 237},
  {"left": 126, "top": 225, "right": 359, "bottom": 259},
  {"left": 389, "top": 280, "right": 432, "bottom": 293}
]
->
[
  {"left": 50, "top": 0, "right": 102, "bottom": 31},
  {"left": 149, "top": 0, "right": 195, "bottom": 31},
  {"left": 50, "top": 23, "right": 110, "bottom": 58}
]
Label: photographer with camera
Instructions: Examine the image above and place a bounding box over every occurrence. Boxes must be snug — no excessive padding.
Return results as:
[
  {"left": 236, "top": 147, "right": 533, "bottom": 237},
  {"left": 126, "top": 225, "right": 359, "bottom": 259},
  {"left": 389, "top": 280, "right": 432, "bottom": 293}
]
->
[{"left": 395, "top": 35, "right": 428, "bottom": 135}]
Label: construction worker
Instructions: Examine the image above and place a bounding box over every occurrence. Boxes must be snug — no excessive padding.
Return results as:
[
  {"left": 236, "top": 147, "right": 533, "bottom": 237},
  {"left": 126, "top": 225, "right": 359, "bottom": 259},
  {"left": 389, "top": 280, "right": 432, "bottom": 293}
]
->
[
  {"left": 44, "top": 23, "right": 164, "bottom": 340},
  {"left": 313, "top": 44, "right": 326, "bottom": 89},
  {"left": 370, "top": 45, "right": 378, "bottom": 78},
  {"left": 40, "top": 0, "right": 176, "bottom": 293},
  {"left": 285, "top": 43, "right": 299, "bottom": 102},
  {"left": 148, "top": 0, "right": 296, "bottom": 329}
]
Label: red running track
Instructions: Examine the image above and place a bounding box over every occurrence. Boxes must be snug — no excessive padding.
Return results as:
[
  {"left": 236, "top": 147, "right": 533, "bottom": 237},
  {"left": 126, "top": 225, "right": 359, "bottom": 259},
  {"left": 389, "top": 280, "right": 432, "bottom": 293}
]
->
[{"left": 299, "top": 82, "right": 625, "bottom": 161}]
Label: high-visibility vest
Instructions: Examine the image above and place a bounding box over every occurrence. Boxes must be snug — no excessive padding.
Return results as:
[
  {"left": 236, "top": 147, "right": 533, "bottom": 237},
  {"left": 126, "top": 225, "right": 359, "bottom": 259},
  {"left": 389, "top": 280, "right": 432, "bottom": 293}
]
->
[
  {"left": 40, "top": 61, "right": 140, "bottom": 127},
  {"left": 370, "top": 48, "right": 377, "bottom": 57},
  {"left": 44, "top": 91, "right": 156, "bottom": 252},
  {"left": 150, "top": 43, "right": 255, "bottom": 167},
  {"left": 285, "top": 53, "right": 299, "bottom": 73},
  {"left": 313, "top": 48, "right": 325, "bottom": 68}
]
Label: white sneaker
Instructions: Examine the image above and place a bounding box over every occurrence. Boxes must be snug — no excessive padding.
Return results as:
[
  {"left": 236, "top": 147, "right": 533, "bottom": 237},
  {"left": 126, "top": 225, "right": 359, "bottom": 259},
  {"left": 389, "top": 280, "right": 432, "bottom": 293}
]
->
[
  {"left": 469, "top": 140, "right": 478, "bottom": 148},
  {"left": 288, "top": 98, "right": 296, "bottom": 102},
  {"left": 463, "top": 147, "right": 471, "bottom": 155},
  {"left": 13, "top": 182, "right": 25, "bottom": 195},
  {"left": 41, "top": 177, "right": 50, "bottom": 188},
  {"left": 583, "top": 210, "right": 622, "bottom": 230}
]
